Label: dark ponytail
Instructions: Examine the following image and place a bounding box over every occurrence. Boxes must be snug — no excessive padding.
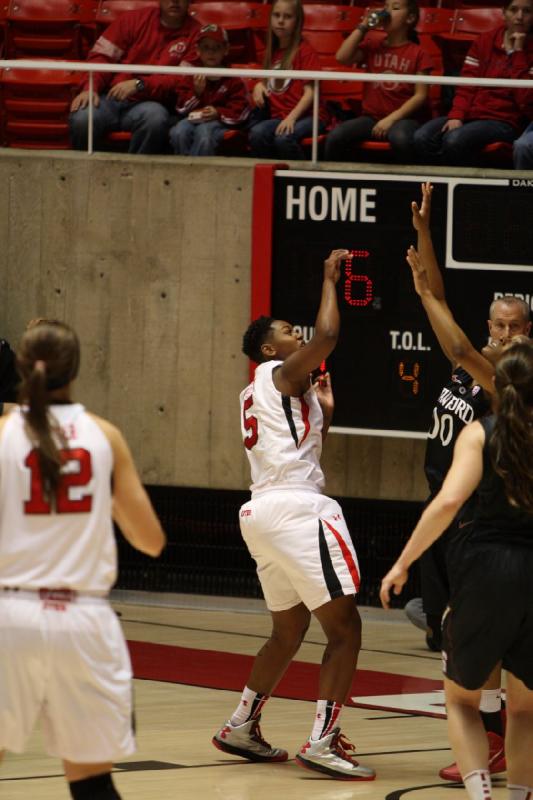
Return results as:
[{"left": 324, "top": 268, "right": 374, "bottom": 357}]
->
[
  {"left": 489, "top": 341, "right": 533, "bottom": 514},
  {"left": 17, "top": 322, "right": 80, "bottom": 502}
]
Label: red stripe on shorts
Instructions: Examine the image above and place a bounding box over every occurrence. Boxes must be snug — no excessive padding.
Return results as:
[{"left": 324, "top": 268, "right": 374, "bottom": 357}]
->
[{"left": 322, "top": 519, "right": 361, "bottom": 592}]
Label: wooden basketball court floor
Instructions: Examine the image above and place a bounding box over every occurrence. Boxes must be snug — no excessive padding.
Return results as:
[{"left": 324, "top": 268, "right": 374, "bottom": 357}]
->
[{"left": 1, "top": 593, "right": 508, "bottom": 799}]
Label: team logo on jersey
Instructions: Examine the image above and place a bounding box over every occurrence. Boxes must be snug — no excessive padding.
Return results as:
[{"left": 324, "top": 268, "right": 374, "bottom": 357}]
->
[
  {"left": 471, "top": 385, "right": 481, "bottom": 396},
  {"left": 240, "top": 509, "right": 252, "bottom": 517},
  {"left": 169, "top": 40, "right": 187, "bottom": 55}
]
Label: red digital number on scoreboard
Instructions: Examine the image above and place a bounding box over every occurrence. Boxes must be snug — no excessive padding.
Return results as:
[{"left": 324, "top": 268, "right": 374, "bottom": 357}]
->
[{"left": 344, "top": 250, "right": 373, "bottom": 307}]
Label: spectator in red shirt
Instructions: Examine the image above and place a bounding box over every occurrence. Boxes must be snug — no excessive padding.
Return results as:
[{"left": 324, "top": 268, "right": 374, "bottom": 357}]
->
[
  {"left": 69, "top": 0, "right": 201, "bottom": 154},
  {"left": 325, "top": 0, "right": 432, "bottom": 163},
  {"left": 169, "top": 25, "right": 250, "bottom": 156},
  {"left": 248, "top": 0, "right": 327, "bottom": 160},
  {"left": 414, "top": 0, "right": 533, "bottom": 166}
]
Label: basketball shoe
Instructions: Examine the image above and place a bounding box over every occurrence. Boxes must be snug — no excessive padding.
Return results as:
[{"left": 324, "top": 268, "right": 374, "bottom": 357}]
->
[
  {"left": 212, "top": 714, "right": 288, "bottom": 762},
  {"left": 439, "top": 732, "right": 506, "bottom": 781},
  {"left": 296, "top": 728, "right": 376, "bottom": 780}
]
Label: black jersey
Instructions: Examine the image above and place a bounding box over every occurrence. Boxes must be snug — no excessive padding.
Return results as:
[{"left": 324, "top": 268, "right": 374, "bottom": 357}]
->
[
  {"left": 424, "top": 367, "right": 490, "bottom": 496},
  {"left": 471, "top": 415, "right": 533, "bottom": 547},
  {"left": 0, "top": 339, "right": 18, "bottom": 403}
]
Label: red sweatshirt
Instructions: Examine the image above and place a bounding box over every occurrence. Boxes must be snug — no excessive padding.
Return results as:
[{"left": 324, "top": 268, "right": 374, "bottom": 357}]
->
[
  {"left": 449, "top": 26, "right": 533, "bottom": 129},
  {"left": 176, "top": 63, "right": 251, "bottom": 126},
  {"left": 82, "top": 7, "right": 201, "bottom": 101}
]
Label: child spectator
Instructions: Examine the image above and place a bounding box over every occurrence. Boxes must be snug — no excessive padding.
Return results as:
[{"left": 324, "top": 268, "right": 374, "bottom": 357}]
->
[
  {"left": 169, "top": 25, "right": 250, "bottom": 156},
  {"left": 414, "top": 0, "right": 533, "bottom": 166},
  {"left": 325, "top": 0, "right": 432, "bottom": 163},
  {"left": 248, "top": 0, "right": 327, "bottom": 160}
]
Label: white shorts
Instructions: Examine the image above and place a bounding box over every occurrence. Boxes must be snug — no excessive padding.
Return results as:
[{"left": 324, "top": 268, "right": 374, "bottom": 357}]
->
[
  {"left": 239, "top": 490, "right": 361, "bottom": 612},
  {"left": 0, "top": 591, "right": 136, "bottom": 763}
]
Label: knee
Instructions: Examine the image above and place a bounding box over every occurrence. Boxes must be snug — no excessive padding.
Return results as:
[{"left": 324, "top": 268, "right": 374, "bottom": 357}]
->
[
  {"left": 513, "top": 134, "right": 533, "bottom": 157},
  {"left": 270, "top": 618, "right": 310, "bottom": 652},
  {"left": 324, "top": 602, "right": 362, "bottom": 648},
  {"left": 168, "top": 125, "right": 180, "bottom": 150},
  {"left": 137, "top": 103, "right": 169, "bottom": 129}
]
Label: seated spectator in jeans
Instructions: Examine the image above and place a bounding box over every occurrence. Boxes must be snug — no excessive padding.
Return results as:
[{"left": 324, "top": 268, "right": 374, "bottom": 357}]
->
[
  {"left": 169, "top": 25, "right": 250, "bottom": 156},
  {"left": 325, "top": 0, "right": 432, "bottom": 163},
  {"left": 69, "top": 0, "right": 200, "bottom": 154},
  {"left": 513, "top": 119, "right": 533, "bottom": 167},
  {"left": 248, "top": 0, "right": 327, "bottom": 160},
  {"left": 414, "top": 0, "right": 533, "bottom": 166}
]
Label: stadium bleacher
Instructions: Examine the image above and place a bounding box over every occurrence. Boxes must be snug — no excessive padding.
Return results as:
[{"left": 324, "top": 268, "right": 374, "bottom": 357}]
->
[{"left": 0, "top": 0, "right": 515, "bottom": 165}]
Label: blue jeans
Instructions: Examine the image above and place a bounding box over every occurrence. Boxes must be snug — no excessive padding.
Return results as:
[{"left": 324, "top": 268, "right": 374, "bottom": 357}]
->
[
  {"left": 69, "top": 94, "right": 171, "bottom": 154},
  {"left": 414, "top": 116, "right": 517, "bottom": 166},
  {"left": 169, "top": 118, "right": 227, "bottom": 156},
  {"left": 513, "top": 121, "right": 533, "bottom": 170},
  {"left": 324, "top": 115, "right": 419, "bottom": 162},
  {"left": 248, "top": 116, "right": 324, "bottom": 160}
]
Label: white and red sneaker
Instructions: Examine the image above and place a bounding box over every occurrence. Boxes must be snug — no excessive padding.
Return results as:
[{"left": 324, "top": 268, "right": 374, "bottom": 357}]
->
[
  {"left": 296, "top": 728, "right": 376, "bottom": 781},
  {"left": 212, "top": 714, "right": 288, "bottom": 763},
  {"left": 439, "top": 732, "right": 506, "bottom": 782}
]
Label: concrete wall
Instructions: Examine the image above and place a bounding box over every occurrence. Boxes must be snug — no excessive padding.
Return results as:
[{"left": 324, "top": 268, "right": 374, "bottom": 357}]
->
[{"left": 0, "top": 149, "right": 428, "bottom": 500}]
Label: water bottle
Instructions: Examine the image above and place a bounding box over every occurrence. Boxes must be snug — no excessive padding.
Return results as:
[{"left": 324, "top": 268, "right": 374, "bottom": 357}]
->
[{"left": 366, "top": 9, "right": 391, "bottom": 28}]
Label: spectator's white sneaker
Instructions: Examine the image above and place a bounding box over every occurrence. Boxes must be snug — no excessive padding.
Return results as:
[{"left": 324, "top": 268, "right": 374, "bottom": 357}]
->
[
  {"left": 296, "top": 728, "right": 376, "bottom": 780},
  {"left": 212, "top": 715, "right": 288, "bottom": 762}
]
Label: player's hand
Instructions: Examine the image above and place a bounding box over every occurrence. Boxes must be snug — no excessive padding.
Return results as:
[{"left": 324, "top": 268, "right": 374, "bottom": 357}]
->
[
  {"left": 193, "top": 74, "right": 206, "bottom": 96},
  {"left": 411, "top": 181, "right": 433, "bottom": 232},
  {"left": 108, "top": 79, "right": 138, "bottom": 101},
  {"left": 380, "top": 562, "right": 409, "bottom": 609},
  {"left": 510, "top": 31, "right": 526, "bottom": 50},
  {"left": 406, "top": 245, "right": 430, "bottom": 296},
  {"left": 442, "top": 118, "right": 462, "bottom": 133},
  {"left": 324, "top": 249, "right": 350, "bottom": 284},
  {"left": 313, "top": 371, "right": 334, "bottom": 416},
  {"left": 253, "top": 82, "right": 269, "bottom": 108},
  {"left": 70, "top": 90, "right": 100, "bottom": 111}
]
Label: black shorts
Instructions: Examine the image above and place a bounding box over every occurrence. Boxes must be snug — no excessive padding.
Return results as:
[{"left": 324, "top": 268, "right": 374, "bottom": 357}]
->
[
  {"left": 442, "top": 543, "right": 533, "bottom": 690},
  {"left": 420, "top": 516, "right": 469, "bottom": 617}
]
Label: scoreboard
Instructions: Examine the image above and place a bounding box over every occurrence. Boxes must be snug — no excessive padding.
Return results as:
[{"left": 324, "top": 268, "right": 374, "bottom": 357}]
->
[{"left": 251, "top": 167, "right": 533, "bottom": 438}]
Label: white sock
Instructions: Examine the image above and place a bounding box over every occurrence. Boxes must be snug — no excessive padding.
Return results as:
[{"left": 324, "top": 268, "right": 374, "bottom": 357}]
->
[
  {"left": 229, "top": 686, "right": 268, "bottom": 727},
  {"left": 479, "top": 689, "right": 502, "bottom": 714},
  {"left": 508, "top": 785, "right": 533, "bottom": 800},
  {"left": 310, "top": 700, "right": 342, "bottom": 740},
  {"left": 463, "top": 769, "right": 492, "bottom": 800},
  {"left": 464, "top": 770, "right": 492, "bottom": 800}
]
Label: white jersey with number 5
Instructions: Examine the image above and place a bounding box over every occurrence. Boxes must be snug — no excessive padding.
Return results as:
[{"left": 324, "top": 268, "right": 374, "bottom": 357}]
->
[
  {"left": 240, "top": 361, "right": 325, "bottom": 497},
  {"left": 0, "top": 404, "right": 116, "bottom": 593}
]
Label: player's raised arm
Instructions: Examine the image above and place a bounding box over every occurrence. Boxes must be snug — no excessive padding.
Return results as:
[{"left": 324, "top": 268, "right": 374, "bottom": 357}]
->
[
  {"left": 411, "top": 182, "right": 446, "bottom": 303},
  {"left": 407, "top": 246, "right": 495, "bottom": 393},
  {"left": 275, "top": 249, "right": 348, "bottom": 396}
]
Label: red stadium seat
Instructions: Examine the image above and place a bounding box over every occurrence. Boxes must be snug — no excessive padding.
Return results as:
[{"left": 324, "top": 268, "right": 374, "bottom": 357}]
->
[
  {"left": 302, "top": 4, "right": 362, "bottom": 67},
  {"left": 105, "top": 127, "right": 249, "bottom": 155},
  {"left": 5, "top": 0, "right": 85, "bottom": 59},
  {"left": 96, "top": 0, "right": 158, "bottom": 29},
  {"left": 435, "top": 7, "right": 503, "bottom": 73},
  {"left": 417, "top": 6, "right": 455, "bottom": 74},
  {"left": 0, "top": 67, "right": 77, "bottom": 149},
  {"left": 79, "top": 0, "right": 98, "bottom": 53},
  {"left": 0, "top": 4, "right": 7, "bottom": 57}
]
